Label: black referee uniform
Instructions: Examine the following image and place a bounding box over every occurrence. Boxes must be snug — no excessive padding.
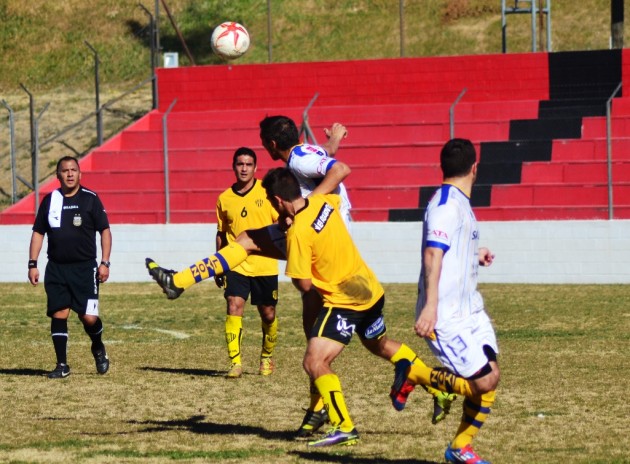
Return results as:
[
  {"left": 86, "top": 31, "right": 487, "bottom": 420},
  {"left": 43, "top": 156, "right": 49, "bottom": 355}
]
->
[{"left": 30, "top": 176, "right": 112, "bottom": 378}]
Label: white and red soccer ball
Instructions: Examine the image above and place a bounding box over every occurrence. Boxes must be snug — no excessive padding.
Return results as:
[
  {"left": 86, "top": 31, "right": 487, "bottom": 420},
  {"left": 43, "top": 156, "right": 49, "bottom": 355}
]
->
[{"left": 211, "top": 21, "right": 250, "bottom": 60}]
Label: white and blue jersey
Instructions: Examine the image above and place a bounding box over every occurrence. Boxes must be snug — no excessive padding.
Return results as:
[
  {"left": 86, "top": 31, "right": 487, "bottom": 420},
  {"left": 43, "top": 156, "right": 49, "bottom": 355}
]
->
[
  {"left": 416, "top": 183, "right": 498, "bottom": 377},
  {"left": 287, "top": 143, "right": 352, "bottom": 228},
  {"left": 416, "top": 183, "right": 484, "bottom": 328}
]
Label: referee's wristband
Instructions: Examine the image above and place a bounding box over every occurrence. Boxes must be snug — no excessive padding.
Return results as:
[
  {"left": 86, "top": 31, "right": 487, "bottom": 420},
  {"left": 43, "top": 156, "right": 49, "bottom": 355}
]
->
[
  {"left": 100, "top": 260, "right": 111, "bottom": 268},
  {"left": 28, "top": 259, "right": 37, "bottom": 269}
]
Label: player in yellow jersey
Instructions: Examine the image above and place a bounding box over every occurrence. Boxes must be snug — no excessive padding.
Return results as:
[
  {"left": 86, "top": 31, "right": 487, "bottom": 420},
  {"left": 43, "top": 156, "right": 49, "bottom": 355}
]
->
[
  {"left": 145, "top": 117, "right": 454, "bottom": 431},
  {"left": 215, "top": 147, "right": 280, "bottom": 378},
  {"left": 260, "top": 167, "right": 432, "bottom": 447}
]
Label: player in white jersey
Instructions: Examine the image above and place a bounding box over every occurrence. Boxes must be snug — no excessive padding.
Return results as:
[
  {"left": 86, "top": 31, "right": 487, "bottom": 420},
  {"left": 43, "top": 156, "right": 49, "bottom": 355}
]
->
[
  {"left": 286, "top": 143, "right": 352, "bottom": 229},
  {"left": 390, "top": 139, "right": 500, "bottom": 464},
  {"left": 417, "top": 184, "right": 485, "bottom": 334}
]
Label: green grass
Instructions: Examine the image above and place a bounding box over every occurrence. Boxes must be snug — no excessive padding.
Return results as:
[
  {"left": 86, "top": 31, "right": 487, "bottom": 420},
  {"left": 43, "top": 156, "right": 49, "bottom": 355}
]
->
[{"left": 1, "top": 282, "right": 629, "bottom": 463}]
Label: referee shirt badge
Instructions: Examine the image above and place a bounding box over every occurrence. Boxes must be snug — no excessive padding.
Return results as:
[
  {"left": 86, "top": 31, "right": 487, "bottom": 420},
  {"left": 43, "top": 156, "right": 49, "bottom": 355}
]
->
[{"left": 73, "top": 214, "right": 82, "bottom": 227}]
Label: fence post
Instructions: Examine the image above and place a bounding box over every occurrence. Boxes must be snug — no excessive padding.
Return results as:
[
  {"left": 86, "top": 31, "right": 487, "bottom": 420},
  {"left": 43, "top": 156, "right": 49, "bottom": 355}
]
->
[
  {"left": 139, "top": 3, "right": 158, "bottom": 109},
  {"left": 1, "top": 100, "right": 17, "bottom": 204},
  {"left": 450, "top": 88, "right": 467, "bottom": 139},
  {"left": 399, "top": 0, "right": 405, "bottom": 57},
  {"left": 606, "top": 81, "right": 622, "bottom": 220},
  {"left": 85, "top": 41, "right": 103, "bottom": 146},
  {"left": 19, "top": 84, "right": 38, "bottom": 213},
  {"left": 162, "top": 99, "right": 177, "bottom": 224}
]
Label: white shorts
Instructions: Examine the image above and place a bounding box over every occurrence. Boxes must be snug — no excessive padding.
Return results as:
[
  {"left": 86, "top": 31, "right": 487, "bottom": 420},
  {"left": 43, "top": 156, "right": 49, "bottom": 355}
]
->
[{"left": 425, "top": 310, "right": 498, "bottom": 378}]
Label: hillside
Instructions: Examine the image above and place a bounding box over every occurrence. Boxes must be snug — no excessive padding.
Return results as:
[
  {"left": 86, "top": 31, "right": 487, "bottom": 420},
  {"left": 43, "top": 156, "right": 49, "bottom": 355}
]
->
[{"left": 0, "top": 0, "right": 626, "bottom": 207}]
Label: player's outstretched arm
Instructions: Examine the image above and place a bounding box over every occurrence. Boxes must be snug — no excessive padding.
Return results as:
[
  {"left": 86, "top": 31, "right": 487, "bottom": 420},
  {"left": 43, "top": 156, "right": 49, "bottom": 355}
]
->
[
  {"left": 321, "top": 122, "right": 347, "bottom": 156},
  {"left": 310, "top": 161, "right": 351, "bottom": 197}
]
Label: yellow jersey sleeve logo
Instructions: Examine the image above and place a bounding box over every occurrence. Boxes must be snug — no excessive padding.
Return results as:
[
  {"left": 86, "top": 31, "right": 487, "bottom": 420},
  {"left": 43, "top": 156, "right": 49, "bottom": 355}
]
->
[{"left": 311, "top": 202, "right": 334, "bottom": 232}]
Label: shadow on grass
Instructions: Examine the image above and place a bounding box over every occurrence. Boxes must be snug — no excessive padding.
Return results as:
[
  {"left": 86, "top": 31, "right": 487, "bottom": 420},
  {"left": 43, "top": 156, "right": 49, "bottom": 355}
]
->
[
  {"left": 0, "top": 368, "right": 48, "bottom": 376},
  {"left": 291, "top": 451, "right": 439, "bottom": 464},
  {"left": 128, "top": 414, "right": 296, "bottom": 441},
  {"left": 139, "top": 366, "right": 224, "bottom": 377}
]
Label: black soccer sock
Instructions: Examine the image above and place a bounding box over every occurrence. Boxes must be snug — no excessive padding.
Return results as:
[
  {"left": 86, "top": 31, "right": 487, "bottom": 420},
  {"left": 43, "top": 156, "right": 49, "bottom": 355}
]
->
[
  {"left": 83, "top": 317, "right": 105, "bottom": 353},
  {"left": 51, "top": 318, "right": 68, "bottom": 365}
]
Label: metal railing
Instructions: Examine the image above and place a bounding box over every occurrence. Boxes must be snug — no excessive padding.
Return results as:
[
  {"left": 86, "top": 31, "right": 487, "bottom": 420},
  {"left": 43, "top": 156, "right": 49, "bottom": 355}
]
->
[
  {"left": 606, "top": 82, "right": 623, "bottom": 220},
  {"left": 0, "top": 100, "right": 17, "bottom": 204},
  {"left": 450, "top": 88, "right": 467, "bottom": 139},
  {"left": 299, "top": 93, "right": 320, "bottom": 145},
  {"left": 2, "top": 3, "right": 157, "bottom": 210},
  {"left": 161, "top": 99, "right": 177, "bottom": 223}
]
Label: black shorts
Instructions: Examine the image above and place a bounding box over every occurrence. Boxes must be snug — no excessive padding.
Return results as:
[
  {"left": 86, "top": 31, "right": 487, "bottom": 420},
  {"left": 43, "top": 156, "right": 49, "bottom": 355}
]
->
[
  {"left": 311, "top": 295, "right": 386, "bottom": 346},
  {"left": 44, "top": 260, "right": 100, "bottom": 317},
  {"left": 223, "top": 270, "right": 278, "bottom": 306}
]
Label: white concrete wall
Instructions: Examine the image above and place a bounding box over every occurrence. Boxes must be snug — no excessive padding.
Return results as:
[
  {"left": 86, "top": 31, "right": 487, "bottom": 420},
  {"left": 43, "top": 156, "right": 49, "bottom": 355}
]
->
[{"left": 2, "top": 220, "right": 629, "bottom": 284}]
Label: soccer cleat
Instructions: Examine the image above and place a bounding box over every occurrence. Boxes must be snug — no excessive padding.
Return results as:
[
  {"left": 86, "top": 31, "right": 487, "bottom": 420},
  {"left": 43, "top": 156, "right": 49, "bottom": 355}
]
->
[
  {"left": 307, "top": 426, "right": 359, "bottom": 447},
  {"left": 432, "top": 391, "right": 457, "bottom": 424},
  {"left": 259, "top": 357, "right": 274, "bottom": 376},
  {"left": 296, "top": 407, "right": 329, "bottom": 437},
  {"left": 226, "top": 363, "right": 243, "bottom": 379},
  {"left": 92, "top": 348, "right": 110, "bottom": 375},
  {"left": 145, "top": 258, "right": 184, "bottom": 300},
  {"left": 390, "top": 359, "right": 415, "bottom": 411},
  {"left": 47, "top": 363, "right": 70, "bottom": 379},
  {"left": 445, "top": 443, "right": 491, "bottom": 464}
]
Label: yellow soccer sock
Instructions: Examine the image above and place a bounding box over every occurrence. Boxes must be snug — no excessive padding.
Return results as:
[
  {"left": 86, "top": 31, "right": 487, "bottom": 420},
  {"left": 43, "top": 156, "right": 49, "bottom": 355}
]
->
[
  {"left": 451, "top": 390, "right": 496, "bottom": 449},
  {"left": 225, "top": 315, "right": 243, "bottom": 365},
  {"left": 389, "top": 343, "right": 419, "bottom": 364},
  {"left": 390, "top": 344, "right": 443, "bottom": 397},
  {"left": 173, "top": 243, "right": 249, "bottom": 289},
  {"left": 407, "top": 359, "right": 473, "bottom": 398},
  {"left": 308, "top": 380, "right": 325, "bottom": 411},
  {"left": 261, "top": 318, "right": 278, "bottom": 358},
  {"left": 314, "top": 374, "right": 354, "bottom": 432}
]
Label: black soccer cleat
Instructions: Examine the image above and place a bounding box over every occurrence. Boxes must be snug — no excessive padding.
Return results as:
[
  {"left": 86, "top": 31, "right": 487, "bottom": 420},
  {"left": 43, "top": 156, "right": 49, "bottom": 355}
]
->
[
  {"left": 92, "top": 348, "right": 110, "bottom": 375},
  {"left": 47, "top": 363, "right": 70, "bottom": 379},
  {"left": 296, "top": 407, "right": 329, "bottom": 437},
  {"left": 145, "top": 258, "right": 184, "bottom": 300}
]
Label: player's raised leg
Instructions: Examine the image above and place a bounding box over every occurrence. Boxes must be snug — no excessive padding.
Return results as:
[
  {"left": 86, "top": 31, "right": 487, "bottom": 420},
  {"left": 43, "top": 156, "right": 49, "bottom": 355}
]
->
[{"left": 146, "top": 225, "right": 285, "bottom": 299}]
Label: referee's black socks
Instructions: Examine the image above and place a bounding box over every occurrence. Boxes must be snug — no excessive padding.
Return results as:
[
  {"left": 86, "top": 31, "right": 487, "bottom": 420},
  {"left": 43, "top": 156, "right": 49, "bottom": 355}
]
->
[
  {"left": 83, "top": 317, "right": 105, "bottom": 353},
  {"left": 50, "top": 318, "right": 68, "bottom": 365}
]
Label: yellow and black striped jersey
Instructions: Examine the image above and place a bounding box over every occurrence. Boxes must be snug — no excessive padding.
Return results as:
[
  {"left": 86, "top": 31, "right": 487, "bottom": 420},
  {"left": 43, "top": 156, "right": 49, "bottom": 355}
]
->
[
  {"left": 285, "top": 193, "right": 383, "bottom": 310},
  {"left": 216, "top": 179, "right": 279, "bottom": 276}
]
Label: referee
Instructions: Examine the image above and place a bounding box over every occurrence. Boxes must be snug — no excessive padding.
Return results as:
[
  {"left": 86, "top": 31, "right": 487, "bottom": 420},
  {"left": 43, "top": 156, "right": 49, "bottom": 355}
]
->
[{"left": 28, "top": 156, "right": 112, "bottom": 379}]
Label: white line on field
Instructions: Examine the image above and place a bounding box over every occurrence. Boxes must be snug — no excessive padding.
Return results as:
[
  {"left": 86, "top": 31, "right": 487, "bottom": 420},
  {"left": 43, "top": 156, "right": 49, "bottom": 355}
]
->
[{"left": 121, "top": 324, "right": 190, "bottom": 339}]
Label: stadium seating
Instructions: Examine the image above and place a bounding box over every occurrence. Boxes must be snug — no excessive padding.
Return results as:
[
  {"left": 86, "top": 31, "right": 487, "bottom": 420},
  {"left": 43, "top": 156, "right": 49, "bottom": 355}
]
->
[{"left": 1, "top": 48, "right": 629, "bottom": 224}]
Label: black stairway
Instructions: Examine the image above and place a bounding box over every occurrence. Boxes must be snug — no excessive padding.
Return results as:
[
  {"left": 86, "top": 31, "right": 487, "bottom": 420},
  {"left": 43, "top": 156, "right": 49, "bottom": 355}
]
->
[{"left": 389, "top": 49, "right": 623, "bottom": 222}]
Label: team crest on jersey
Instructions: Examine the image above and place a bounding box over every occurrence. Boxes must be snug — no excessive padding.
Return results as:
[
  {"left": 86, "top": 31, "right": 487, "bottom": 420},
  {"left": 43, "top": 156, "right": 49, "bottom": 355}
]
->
[
  {"left": 73, "top": 214, "right": 82, "bottom": 227},
  {"left": 311, "top": 203, "right": 334, "bottom": 232}
]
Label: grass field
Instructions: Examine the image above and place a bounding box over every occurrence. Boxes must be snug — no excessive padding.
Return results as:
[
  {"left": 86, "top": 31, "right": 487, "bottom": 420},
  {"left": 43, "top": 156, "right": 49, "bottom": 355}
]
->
[{"left": 1, "top": 281, "right": 629, "bottom": 463}]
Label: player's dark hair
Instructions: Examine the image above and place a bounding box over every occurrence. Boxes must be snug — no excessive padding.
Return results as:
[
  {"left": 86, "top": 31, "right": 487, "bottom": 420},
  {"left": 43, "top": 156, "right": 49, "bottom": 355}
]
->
[
  {"left": 232, "top": 147, "right": 257, "bottom": 167},
  {"left": 56, "top": 156, "right": 80, "bottom": 173},
  {"left": 259, "top": 115, "right": 299, "bottom": 151},
  {"left": 440, "top": 138, "right": 476, "bottom": 178},
  {"left": 262, "top": 167, "right": 301, "bottom": 201}
]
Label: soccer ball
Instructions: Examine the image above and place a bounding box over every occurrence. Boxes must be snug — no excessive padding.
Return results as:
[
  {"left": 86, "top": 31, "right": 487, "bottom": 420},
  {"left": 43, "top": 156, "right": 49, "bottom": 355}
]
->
[{"left": 211, "top": 22, "right": 250, "bottom": 60}]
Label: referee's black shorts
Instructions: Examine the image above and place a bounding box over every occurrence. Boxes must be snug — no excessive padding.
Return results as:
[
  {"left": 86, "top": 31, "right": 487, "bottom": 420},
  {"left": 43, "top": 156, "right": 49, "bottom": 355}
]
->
[{"left": 44, "top": 260, "right": 100, "bottom": 316}]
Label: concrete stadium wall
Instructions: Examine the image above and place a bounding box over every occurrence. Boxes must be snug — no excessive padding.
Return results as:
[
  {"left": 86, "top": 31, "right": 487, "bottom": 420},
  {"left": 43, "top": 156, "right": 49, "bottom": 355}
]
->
[{"left": 2, "top": 220, "right": 629, "bottom": 285}]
